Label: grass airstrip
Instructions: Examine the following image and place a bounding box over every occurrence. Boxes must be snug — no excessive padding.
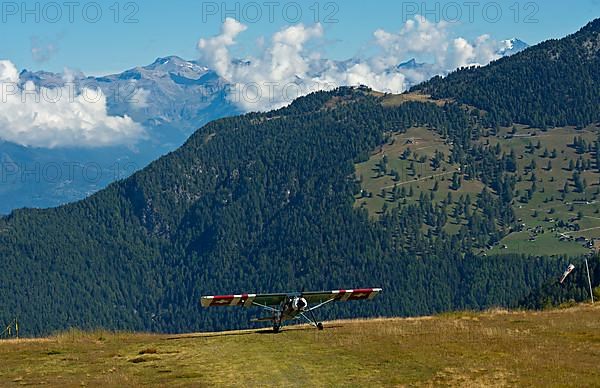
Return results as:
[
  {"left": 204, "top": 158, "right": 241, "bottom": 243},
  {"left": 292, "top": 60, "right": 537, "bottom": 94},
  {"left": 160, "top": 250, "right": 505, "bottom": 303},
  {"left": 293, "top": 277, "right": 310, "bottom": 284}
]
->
[{"left": 1, "top": 304, "right": 599, "bottom": 386}]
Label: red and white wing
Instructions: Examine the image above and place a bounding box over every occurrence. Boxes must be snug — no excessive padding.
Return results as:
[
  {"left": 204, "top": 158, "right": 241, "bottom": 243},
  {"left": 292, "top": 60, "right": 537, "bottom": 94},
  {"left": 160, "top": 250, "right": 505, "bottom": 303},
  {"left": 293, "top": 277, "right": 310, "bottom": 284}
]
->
[
  {"left": 303, "top": 288, "right": 382, "bottom": 304},
  {"left": 201, "top": 288, "right": 382, "bottom": 308},
  {"left": 200, "top": 293, "right": 287, "bottom": 307}
]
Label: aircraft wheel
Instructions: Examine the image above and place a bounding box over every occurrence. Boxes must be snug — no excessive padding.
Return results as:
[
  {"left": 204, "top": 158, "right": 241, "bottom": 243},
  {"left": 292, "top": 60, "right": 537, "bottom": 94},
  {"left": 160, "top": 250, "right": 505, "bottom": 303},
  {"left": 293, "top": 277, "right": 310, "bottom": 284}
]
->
[
  {"left": 317, "top": 322, "right": 324, "bottom": 330},
  {"left": 273, "top": 325, "right": 280, "bottom": 333}
]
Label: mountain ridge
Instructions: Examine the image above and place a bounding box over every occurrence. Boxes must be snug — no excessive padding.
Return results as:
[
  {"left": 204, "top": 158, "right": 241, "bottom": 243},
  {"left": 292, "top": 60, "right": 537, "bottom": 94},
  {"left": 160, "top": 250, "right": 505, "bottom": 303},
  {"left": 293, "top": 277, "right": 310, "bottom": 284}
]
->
[{"left": 413, "top": 18, "right": 600, "bottom": 127}]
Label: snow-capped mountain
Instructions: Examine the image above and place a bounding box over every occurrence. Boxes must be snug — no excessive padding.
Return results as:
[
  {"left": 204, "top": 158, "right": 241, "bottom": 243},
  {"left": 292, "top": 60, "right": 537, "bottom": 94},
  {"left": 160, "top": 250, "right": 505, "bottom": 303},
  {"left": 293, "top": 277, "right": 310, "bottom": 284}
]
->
[
  {"left": 498, "top": 38, "right": 529, "bottom": 56},
  {"left": 97, "top": 56, "right": 238, "bottom": 145}
]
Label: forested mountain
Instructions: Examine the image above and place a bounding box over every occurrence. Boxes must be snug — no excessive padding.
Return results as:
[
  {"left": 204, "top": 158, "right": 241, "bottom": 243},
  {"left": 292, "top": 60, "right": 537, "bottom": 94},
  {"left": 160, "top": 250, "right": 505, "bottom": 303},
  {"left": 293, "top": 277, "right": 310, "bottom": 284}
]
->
[
  {"left": 1, "top": 20, "right": 599, "bottom": 336},
  {"left": 414, "top": 19, "right": 600, "bottom": 128}
]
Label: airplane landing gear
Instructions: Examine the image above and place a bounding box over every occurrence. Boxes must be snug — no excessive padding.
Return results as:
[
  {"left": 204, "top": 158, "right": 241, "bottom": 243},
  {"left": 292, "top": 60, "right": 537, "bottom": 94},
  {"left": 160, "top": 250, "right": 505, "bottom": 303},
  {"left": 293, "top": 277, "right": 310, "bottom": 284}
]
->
[
  {"left": 273, "top": 314, "right": 282, "bottom": 333},
  {"left": 303, "top": 309, "right": 324, "bottom": 330}
]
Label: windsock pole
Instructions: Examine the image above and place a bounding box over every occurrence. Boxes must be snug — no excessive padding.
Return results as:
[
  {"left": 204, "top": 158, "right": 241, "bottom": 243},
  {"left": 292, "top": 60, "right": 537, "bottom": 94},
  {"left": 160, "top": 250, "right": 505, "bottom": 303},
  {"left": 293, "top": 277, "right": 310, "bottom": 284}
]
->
[{"left": 585, "top": 259, "right": 594, "bottom": 304}]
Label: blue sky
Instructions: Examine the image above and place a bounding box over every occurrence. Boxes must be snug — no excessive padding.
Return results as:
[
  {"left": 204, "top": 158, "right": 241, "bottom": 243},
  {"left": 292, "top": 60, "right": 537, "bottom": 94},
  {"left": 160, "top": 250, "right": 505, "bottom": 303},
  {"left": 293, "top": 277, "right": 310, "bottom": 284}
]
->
[{"left": 0, "top": 0, "right": 598, "bottom": 75}]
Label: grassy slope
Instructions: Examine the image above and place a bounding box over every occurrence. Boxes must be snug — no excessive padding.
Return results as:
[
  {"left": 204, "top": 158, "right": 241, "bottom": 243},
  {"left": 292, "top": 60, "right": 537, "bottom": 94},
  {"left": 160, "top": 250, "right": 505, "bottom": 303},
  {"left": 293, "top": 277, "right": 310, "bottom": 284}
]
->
[
  {"left": 356, "top": 94, "right": 600, "bottom": 256},
  {"left": 487, "top": 125, "right": 600, "bottom": 255},
  {"left": 1, "top": 305, "right": 599, "bottom": 386}
]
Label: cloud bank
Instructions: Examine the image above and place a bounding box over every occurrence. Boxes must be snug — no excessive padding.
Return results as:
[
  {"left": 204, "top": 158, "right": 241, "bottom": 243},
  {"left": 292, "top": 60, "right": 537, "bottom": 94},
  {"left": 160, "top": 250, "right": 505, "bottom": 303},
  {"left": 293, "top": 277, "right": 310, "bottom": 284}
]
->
[
  {"left": 0, "top": 60, "right": 145, "bottom": 148},
  {"left": 197, "top": 15, "right": 510, "bottom": 112}
]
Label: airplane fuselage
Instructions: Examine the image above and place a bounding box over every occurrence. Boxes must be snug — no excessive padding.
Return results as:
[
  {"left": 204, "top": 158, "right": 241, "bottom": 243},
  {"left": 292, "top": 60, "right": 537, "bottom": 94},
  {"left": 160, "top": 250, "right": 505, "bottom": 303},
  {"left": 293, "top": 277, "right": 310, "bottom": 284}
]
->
[{"left": 277, "top": 296, "right": 308, "bottom": 323}]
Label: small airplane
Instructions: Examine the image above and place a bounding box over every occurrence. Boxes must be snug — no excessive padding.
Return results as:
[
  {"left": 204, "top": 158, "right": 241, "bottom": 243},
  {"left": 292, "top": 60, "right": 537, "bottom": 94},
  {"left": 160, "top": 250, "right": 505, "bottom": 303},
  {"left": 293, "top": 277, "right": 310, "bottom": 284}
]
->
[{"left": 201, "top": 288, "right": 382, "bottom": 332}]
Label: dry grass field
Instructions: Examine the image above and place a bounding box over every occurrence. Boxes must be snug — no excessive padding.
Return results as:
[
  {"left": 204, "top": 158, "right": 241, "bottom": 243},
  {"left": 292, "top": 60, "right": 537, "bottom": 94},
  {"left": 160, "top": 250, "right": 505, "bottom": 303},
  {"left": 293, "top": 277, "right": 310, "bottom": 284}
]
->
[{"left": 1, "top": 304, "right": 599, "bottom": 386}]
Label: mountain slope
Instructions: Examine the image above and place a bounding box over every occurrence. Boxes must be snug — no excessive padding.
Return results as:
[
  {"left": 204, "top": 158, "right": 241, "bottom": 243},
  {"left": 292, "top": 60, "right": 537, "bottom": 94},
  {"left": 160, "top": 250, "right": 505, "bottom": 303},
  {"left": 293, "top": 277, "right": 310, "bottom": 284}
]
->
[{"left": 414, "top": 19, "right": 600, "bottom": 128}]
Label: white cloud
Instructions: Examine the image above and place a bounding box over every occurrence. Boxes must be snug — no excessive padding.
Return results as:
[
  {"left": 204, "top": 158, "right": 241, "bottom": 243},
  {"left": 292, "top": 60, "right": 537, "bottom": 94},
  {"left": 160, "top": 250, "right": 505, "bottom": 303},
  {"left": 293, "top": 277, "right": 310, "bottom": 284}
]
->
[
  {"left": 314, "top": 61, "right": 406, "bottom": 95},
  {"left": 0, "top": 60, "right": 145, "bottom": 148},
  {"left": 373, "top": 16, "right": 450, "bottom": 66},
  {"left": 197, "top": 16, "right": 508, "bottom": 112},
  {"left": 0, "top": 60, "right": 19, "bottom": 83},
  {"left": 372, "top": 16, "right": 502, "bottom": 70},
  {"left": 449, "top": 37, "right": 475, "bottom": 68},
  {"left": 197, "top": 19, "right": 406, "bottom": 111},
  {"left": 198, "top": 18, "right": 328, "bottom": 111},
  {"left": 197, "top": 17, "right": 247, "bottom": 78},
  {"left": 472, "top": 34, "right": 503, "bottom": 65}
]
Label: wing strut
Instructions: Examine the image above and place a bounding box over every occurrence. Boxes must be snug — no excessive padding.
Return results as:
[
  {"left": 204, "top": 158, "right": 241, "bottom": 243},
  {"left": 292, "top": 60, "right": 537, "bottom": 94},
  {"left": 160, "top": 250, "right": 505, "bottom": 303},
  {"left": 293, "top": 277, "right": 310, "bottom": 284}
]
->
[
  {"left": 251, "top": 301, "right": 280, "bottom": 312},
  {"left": 299, "top": 309, "right": 324, "bottom": 330},
  {"left": 306, "top": 297, "right": 337, "bottom": 312}
]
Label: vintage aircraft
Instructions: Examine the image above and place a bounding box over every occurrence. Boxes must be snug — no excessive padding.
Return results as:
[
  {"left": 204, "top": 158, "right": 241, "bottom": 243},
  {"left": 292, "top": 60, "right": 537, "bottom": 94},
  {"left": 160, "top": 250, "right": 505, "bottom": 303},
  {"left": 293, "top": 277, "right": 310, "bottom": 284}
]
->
[{"left": 201, "top": 288, "right": 382, "bottom": 332}]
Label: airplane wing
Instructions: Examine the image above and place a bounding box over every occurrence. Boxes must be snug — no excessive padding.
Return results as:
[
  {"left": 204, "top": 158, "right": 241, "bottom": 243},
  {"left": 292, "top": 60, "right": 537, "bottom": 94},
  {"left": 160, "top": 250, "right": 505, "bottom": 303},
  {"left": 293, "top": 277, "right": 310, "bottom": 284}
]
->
[
  {"left": 200, "top": 293, "right": 288, "bottom": 307},
  {"left": 302, "top": 288, "right": 382, "bottom": 304},
  {"left": 200, "top": 288, "right": 382, "bottom": 308}
]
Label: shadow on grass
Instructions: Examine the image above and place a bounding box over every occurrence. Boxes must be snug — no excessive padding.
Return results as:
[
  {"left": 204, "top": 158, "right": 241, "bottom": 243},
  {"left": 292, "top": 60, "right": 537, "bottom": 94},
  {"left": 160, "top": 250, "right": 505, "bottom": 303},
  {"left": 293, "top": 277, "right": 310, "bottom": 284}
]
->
[{"left": 165, "top": 325, "right": 344, "bottom": 340}]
